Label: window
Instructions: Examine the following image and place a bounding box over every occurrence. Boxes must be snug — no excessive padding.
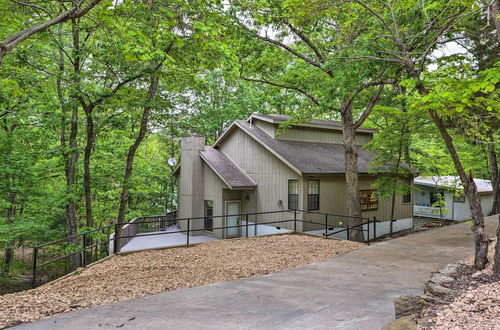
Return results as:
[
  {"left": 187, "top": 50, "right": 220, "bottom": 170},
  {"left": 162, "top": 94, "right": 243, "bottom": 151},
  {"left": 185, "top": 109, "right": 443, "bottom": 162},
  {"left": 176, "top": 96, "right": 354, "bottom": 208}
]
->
[
  {"left": 360, "top": 190, "right": 378, "bottom": 211},
  {"left": 307, "top": 180, "right": 320, "bottom": 211},
  {"left": 453, "top": 194, "right": 465, "bottom": 203},
  {"left": 403, "top": 191, "right": 412, "bottom": 204},
  {"left": 288, "top": 179, "right": 299, "bottom": 210},
  {"left": 204, "top": 200, "right": 213, "bottom": 231}
]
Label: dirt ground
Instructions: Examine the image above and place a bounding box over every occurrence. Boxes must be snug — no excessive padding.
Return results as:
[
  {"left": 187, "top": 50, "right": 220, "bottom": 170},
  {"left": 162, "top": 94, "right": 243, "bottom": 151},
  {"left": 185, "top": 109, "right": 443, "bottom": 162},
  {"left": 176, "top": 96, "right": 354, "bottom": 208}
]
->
[
  {"left": 0, "top": 234, "right": 363, "bottom": 329},
  {"left": 418, "top": 239, "right": 500, "bottom": 329}
]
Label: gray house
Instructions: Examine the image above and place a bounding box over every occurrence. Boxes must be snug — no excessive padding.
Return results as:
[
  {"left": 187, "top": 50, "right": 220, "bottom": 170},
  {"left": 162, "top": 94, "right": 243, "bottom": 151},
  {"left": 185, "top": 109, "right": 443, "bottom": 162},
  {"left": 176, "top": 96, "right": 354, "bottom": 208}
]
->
[
  {"left": 174, "top": 113, "right": 414, "bottom": 239},
  {"left": 413, "top": 176, "right": 494, "bottom": 221}
]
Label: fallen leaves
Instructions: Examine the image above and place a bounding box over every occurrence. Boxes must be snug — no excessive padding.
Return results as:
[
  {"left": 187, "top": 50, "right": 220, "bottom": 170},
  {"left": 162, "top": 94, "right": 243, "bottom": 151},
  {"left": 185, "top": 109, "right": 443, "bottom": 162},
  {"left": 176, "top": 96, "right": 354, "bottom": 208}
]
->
[{"left": 0, "top": 234, "right": 363, "bottom": 329}]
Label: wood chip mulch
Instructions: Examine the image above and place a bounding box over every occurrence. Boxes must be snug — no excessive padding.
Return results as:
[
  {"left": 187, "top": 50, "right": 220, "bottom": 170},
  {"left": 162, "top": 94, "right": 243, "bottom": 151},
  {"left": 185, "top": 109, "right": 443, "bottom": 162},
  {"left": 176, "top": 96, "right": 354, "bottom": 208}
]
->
[
  {"left": 0, "top": 234, "right": 363, "bottom": 329},
  {"left": 418, "top": 239, "right": 500, "bottom": 329}
]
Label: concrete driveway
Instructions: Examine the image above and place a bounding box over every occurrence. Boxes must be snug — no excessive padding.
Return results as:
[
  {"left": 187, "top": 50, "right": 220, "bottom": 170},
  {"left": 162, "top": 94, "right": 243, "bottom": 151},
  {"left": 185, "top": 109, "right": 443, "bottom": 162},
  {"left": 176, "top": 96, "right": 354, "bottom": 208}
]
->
[{"left": 14, "top": 215, "right": 498, "bottom": 330}]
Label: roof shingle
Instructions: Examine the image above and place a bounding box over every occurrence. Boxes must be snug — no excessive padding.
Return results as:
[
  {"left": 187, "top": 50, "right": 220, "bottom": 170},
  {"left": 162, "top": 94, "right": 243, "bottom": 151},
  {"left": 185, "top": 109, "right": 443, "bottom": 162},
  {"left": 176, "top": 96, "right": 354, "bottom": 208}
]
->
[
  {"left": 200, "top": 146, "right": 257, "bottom": 189},
  {"left": 236, "top": 120, "right": 413, "bottom": 174}
]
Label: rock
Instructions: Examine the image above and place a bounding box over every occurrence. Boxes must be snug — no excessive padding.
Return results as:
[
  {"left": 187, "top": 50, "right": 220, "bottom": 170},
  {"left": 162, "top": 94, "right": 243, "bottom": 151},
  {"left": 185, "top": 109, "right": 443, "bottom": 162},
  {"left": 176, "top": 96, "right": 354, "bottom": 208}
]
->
[
  {"left": 430, "top": 273, "right": 453, "bottom": 286},
  {"left": 421, "top": 294, "right": 447, "bottom": 305},
  {"left": 395, "top": 295, "right": 428, "bottom": 318},
  {"left": 382, "top": 315, "right": 417, "bottom": 330},
  {"left": 425, "top": 282, "right": 452, "bottom": 297},
  {"left": 439, "top": 263, "right": 460, "bottom": 276}
]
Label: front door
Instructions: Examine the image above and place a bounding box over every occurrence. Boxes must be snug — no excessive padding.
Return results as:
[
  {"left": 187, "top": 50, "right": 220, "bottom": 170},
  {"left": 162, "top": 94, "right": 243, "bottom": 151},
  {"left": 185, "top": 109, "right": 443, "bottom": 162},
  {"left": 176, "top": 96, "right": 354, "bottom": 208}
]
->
[{"left": 225, "top": 201, "right": 241, "bottom": 238}]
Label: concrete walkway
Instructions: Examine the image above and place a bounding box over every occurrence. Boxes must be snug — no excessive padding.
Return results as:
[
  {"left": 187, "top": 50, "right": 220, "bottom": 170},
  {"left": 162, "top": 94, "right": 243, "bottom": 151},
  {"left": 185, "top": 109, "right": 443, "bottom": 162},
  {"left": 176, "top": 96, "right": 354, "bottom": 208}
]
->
[
  {"left": 15, "top": 215, "right": 498, "bottom": 330},
  {"left": 120, "top": 225, "right": 217, "bottom": 252}
]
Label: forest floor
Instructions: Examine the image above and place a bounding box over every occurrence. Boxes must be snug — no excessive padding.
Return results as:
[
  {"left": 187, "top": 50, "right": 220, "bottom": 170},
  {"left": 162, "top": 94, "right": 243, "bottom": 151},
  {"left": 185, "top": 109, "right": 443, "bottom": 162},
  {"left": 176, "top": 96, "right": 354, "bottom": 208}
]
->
[
  {"left": 0, "top": 233, "right": 364, "bottom": 329},
  {"left": 417, "top": 238, "right": 500, "bottom": 329}
]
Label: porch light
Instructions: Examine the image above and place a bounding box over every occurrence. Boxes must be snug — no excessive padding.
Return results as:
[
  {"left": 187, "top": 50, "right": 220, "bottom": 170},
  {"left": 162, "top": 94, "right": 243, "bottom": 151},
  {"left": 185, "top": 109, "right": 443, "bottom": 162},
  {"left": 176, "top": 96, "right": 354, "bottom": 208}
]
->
[{"left": 244, "top": 195, "right": 250, "bottom": 202}]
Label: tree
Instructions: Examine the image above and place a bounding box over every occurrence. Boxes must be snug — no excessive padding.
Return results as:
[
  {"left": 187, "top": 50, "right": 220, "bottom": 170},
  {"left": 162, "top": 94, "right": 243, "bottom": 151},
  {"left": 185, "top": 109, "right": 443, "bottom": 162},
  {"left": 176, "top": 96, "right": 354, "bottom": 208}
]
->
[
  {"left": 0, "top": 0, "right": 103, "bottom": 62},
  {"left": 328, "top": 0, "right": 495, "bottom": 269},
  {"left": 227, "top": 0, "right": 396, "bottom": 240}
]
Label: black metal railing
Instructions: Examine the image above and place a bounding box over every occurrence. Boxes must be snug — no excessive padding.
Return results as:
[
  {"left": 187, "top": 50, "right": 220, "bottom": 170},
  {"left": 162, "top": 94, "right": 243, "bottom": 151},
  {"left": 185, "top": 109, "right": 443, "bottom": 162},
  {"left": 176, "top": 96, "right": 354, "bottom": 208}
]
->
[{"left": 31, "top": 209, "right": 381, "bottom": 288}]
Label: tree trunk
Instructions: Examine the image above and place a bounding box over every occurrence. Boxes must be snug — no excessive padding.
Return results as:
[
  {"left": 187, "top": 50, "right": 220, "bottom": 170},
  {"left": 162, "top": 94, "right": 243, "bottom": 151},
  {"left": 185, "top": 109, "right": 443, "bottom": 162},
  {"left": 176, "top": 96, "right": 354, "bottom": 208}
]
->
[
  {"left": 429, "top": 109, "right": 489, "bottom": 269},
  {"left": 1, "top": 121, "right": 17, "bottom": 275},
  {"left": 58, "top": 24, "right": 80, "bottom": 268},
  {"left": 485, "top": 0, "right": 500, "bottom": 43},
  {"left": 83, "top": 108, "right": 94, "bottom": 229},
  {"left": 116, "top": 74, "right": 160, "bottom": 251},
  {"left": 341, "top": 105, "right": 364, "bottom": 242},
  {"left": 494, "top": 214, "right": 500, "bottom": 274},
  {"left": 487, "top": 132, "right": 499, "bottom": 215},
  {"left": 412, "top": 74, "right": 489, "bottom": 270},
  {"left": 487, "top": 132, "right": 500, "bottom": 274},
  {"left": 2, "top": 192, "right": 17, "bottom": 275}
]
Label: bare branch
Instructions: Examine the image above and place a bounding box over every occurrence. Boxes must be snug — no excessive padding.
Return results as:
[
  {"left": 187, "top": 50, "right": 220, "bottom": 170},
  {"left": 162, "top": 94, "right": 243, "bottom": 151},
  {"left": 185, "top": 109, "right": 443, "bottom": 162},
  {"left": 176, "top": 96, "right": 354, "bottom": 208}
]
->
[
  {"left": 0, "top": 0, "right": 103, "bottom": 61},
  {"left": 282, "top": 20, "right": 326, "bottom": 62},
  {"left": 237, "top": 22, "right": 323, "bottom": 69},
  {"left": 331, "top": 55, "right": 402, "bottom": 63},
  {"left": 354, "top": 85, "right": 384, "bottom": 129}
]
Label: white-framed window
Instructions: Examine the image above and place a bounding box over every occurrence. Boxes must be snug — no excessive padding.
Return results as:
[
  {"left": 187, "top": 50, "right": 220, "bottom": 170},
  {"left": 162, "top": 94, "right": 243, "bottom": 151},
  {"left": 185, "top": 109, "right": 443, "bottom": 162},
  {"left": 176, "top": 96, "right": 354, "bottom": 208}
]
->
[
  {"left": 288, "top": 179, "right": 299, "bottom": 210},
  {"left": 307, "top": 180, "right": 320, "bottom": 211}
]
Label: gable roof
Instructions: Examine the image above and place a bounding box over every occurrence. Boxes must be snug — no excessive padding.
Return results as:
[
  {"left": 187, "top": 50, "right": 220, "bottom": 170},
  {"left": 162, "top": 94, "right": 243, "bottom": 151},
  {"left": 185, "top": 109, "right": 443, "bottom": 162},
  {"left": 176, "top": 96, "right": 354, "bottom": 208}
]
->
[
  {"left": 414, "top": 176, "right": 493, "bottom": 193},
  {"left": 230, "top": 120, "right": 413, "bottom": 175},
  {"left": 200, "top": 146, "right": 257, "bottom": 189},
  {"left": 250, "top": 113, "right": 377, "bottom": 133}
]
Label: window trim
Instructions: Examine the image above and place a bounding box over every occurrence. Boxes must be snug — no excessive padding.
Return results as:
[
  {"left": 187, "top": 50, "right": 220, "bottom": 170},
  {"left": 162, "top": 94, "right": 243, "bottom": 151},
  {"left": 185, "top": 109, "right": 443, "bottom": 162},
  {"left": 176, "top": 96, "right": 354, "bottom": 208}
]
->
[
  {"left": 307, "top": 179, "right": 320, "bottom": 211},
  {"left": 288, "top": 179, "right": 299, "bottom": 210}
]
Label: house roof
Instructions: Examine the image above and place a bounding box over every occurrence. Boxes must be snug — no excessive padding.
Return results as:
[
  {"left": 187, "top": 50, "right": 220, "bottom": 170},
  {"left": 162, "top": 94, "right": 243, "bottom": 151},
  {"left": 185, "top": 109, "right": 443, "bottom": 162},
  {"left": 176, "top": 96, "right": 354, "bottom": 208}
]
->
[
  {"left": 231, "top": 120, "right": 414, "bottom": 175},
  {"left": 414, "top": 176, "right": 493, "bottom": 193},
  {"left": 250, "top": 113, "right": 378, "bottom": 133},
  {"left": 200, "top": 146, "right": 257, "bottom": 189}
]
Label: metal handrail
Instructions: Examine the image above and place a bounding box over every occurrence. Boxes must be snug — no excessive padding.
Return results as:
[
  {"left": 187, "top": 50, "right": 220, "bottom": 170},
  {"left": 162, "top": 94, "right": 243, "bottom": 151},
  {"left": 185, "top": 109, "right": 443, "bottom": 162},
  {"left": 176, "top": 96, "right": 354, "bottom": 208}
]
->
[{"left": 31, "top": 209, "right": 378, "bottom": 288}]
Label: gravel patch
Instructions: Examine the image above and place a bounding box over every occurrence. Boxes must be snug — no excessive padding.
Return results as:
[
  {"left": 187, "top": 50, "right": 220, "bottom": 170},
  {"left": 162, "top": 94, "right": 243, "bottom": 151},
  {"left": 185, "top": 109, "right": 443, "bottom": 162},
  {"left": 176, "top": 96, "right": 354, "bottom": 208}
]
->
[
  {"left": 0, "top": 234, "right": 363, "bottom": 329},
  {"left": 418, "top": 239, "right": 500, "bottom": 329}
]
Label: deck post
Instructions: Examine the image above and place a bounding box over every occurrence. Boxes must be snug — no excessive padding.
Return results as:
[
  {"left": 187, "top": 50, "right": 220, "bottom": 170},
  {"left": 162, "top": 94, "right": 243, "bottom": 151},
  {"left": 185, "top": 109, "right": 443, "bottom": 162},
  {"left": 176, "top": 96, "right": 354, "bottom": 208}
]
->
[
  {"left": 373, "top": 216, "right": 377, "bottom": 240},
  {"left": 186, "top": 218, "right": 190, "bottom": 246},
  {"left": 346, "top": 224, "right": 350, "bottom": 241}
]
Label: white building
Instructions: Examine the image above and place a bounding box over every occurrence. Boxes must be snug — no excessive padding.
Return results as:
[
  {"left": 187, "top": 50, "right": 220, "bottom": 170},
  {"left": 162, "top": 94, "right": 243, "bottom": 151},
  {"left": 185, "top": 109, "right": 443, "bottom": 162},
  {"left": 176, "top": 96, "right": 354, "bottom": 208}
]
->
[{"left": 413, "top": 176, "right": 494, "bottom": 221}]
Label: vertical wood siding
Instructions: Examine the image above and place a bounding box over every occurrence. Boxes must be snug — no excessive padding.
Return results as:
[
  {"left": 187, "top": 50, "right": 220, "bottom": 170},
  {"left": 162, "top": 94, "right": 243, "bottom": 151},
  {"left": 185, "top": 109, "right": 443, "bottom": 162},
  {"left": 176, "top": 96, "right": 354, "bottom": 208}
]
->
[
  {"left": 276, "top": 126, "right": 372, "bottom": 145},
  {"left": 219, "top": 128, "right": 302, "bottom": 230},
  {"left": 253, "top": 119, "right": 276, "bottom": 137},
  {"left": 301, "top": 175, "right": 413, "bottom": 231}
]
